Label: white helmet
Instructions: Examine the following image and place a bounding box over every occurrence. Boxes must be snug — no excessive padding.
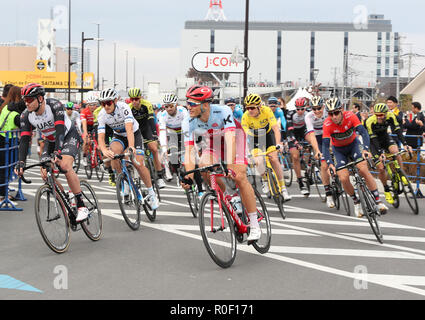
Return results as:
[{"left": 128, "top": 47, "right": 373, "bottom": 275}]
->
[
  {"left": 163, "top": 93, "right": 178, "bottom": 104},
  {"left": 99, "top": 88, "right": 119, "bottom": 102},
  {"left": 86, "top": 93, "right": 99, "bottom": 105}
]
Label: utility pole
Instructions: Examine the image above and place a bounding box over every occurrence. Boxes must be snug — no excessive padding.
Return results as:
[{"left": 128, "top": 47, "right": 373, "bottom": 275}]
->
[
  {"left": 67, "top": 0, "right": 72, "bottom": 101},
  {"left": 125, "top": 50, "right": 129, "bottom": 91},
  {"left": 133, "top": 57, "right": 136, "bottom": 88},
  {"left": 243, "top": 0, "right": 249, "bottom": 99},
  {"left": 113, "top": 42, "right": 117, "bottom": 89}
]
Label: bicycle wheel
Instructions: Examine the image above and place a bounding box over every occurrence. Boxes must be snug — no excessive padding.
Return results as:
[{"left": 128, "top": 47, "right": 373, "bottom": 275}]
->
[
  {"left": 34, "top": 185, "right": 70, "bottom": 254},
  {"left": 391, "top": 179, "right": 400, "bottom": 209},
  {"left": 146, "top": 157, "right": 161, "bottom": 203},
  {"left": 116, "top": 172, "right": 141, "bottom": 230},
  {"left": 95, "top": 152, "right": 104, "bottom": 183},
  {"left": 311, "top": 165, "right": 325, "bottom": 203},
  {"left": 281, "top": 155, "right": 293, "bottom": 187},
  {"left": 267, "top": 168, "right": 286, "bottom": 220},
  {"left": 198, "top": 191, "right": 237, "bottom": 269},
  {"left": 399, "top": 168, "right": 419, "bottom": 215},
  {"left": 335, "top": 177, "right": 351, "bottom": 216},
  {"left": 186, "top": 185, "right": 198, "bottom": 218},
  {"left": 80, "top": 180, "right": 102, "bottom": 241},
  {"left": 251, "top": 188, "right": 272, "bottom": 254},
  {"left": 85, "top": 151, "right": 93, "bottom": 180},
  {"left": 358, "top": 183, "right": 383, "bottom": 244},
  {"left": 332, "top": 182, "right": 340, "bottom": 211}
]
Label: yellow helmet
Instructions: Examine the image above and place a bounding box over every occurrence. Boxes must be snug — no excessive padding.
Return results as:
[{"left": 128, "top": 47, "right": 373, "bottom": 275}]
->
[
  {"left": 128, "top": 88, "right": 142, "bottom": 98},
  {"left": 244, "top": 93, "right": 262, "bottom": 106},
  {"left": 373, "top": 103, "right": 389, "bottom": 114}
]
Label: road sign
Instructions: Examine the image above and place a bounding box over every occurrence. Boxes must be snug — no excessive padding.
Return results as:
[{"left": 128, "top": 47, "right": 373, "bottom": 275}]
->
[{"left": 191, "top": 51, "right": 249, "bottom": 74}]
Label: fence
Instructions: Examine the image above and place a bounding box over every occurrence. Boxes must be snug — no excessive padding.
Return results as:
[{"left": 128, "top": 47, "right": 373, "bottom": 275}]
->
[{"left": 0, "top": 130, "right": 26, "bottom": 211}]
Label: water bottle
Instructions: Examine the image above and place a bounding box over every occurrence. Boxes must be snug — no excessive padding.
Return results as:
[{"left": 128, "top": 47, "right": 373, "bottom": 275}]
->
[{"left": 230, "top": 196, "right": 243, "bottom": 214}]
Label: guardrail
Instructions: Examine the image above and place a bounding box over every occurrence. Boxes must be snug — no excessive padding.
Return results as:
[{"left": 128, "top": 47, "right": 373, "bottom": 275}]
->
[{"left": 0, "top": 130, "right": 26, "bottom": 211}]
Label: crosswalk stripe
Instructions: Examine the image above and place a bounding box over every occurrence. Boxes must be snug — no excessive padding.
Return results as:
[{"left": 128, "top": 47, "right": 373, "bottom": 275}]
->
[{"left": 340, "top": 233, "right": 425, "bottom": 243}]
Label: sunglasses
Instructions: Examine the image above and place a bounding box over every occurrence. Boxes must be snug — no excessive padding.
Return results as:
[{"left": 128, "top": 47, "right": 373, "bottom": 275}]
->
[
  {"left": 296, "top": 108, "right": 305, "bottom": 111},
  {"left": 246, "top": 107, "right": 258, "bottom": 111},
  {"left": 24, "top": 97, "right": 36, "bottom": 104},
  {"left": 101, "top": 100, "right": 114, "bottom": 107},
  {"left": 226, "top": 103, "right": 236, "bottom": 107},
  {"left": 130, "top": 97, "right": 140, "bottom": 102},
  {"left": 329, "top": 111, "right": 342, "bottom": 117},
  {"left": 375, "top": 113, "right": 386, "bottom": 118},
  {"left": 312, "top": 107, "right": 323, "bottom": 111},
  {"left": 187, "top": 101, "right": 202, "bottom": 107}
]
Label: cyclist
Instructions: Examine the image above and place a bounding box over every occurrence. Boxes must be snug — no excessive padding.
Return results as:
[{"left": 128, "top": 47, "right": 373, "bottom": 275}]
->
[
  {"left": 128, "top": 88, "right": 166, "bottom": 189},
  {"left": 181, "top": 85, "right": 262, "bottom": 241},
  {"left": 305, "top": 96, "right": 335, "bottom": 208},
  {"left": 241, "top": 94, "right": 291, "bottom": 201},
  {"left": 365, "top": 103, "right": 413, "bottom": 205},
  {"left": 286, "top": 97, "right": 322, "bottom": 196},
  {"left": 268, "top": 96, "right": 287, "bottom": 138},
  {"left": 322, "top": 97, "right": 388, "bottom": 217},
  {"left": 15, "top": 83, "right": 90, "bottom": 222},
  {"left": 65, "top": 102, "right": 82, "bottom": 137},
  {"left": 80, "top": 97, "right": 97, "bottom": 167},
  {"left": 225, "top": 97, "right": 244, "bottom": 123},
  {"left": 97, "top": 88, "right": 159, "bottom": 210}
]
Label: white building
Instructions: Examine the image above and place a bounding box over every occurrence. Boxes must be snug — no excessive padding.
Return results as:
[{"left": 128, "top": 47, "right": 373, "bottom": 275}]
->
[
  {"left": 401, "top": 68, "right": 425, "bottom": 103},
  {"left": 180, "top": 14, "right": 399, "bottom": 89}
]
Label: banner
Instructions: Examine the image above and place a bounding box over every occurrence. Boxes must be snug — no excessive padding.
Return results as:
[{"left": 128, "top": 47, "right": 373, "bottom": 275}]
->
[{"left": 0, "top": 71, "right": 94, "bottom": 90}]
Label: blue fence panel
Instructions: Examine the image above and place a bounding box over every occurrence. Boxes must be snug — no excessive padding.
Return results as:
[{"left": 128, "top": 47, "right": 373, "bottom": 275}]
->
[{"left": 0, "top": 130, "right": 24, "bottom": 211}]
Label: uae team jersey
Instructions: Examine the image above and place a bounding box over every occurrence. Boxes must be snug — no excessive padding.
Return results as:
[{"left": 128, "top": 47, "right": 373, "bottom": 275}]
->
[
  {"left": 80, "top": 107, "right": 95, "bottom": 126},
  {"left": 20, "top": 98, "right": 72, "bottom": 142},
  {"left": 323, "top": 111, "right": 361, "bottom": 147},
  {"left": 97, "top": 101, "right": 139, "bottom": 137}
]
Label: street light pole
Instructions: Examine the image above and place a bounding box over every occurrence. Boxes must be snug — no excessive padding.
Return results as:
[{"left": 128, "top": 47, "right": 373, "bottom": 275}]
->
[
  {"left": 243, "top": 0, "right": 249, "bottom": 99},
  {"left": 81, "top": 32, "right": 94, "bottom": 104},
  {"left": 94, "top": 22, "right": 100, "bottom": 91},
  {"left": 67, "top": 0, "right": 72, "bottom": 101}
]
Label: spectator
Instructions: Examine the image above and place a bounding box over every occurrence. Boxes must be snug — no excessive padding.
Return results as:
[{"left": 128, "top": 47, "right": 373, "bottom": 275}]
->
[
  {"left": 278, "top": 97, "right": 288, "bottom": 118},
  {"left": 352, "top": 103, "right": 362, "bottom": 121},
  {"left": 0, "top": 86, "right": 22, "bottom": 203},
  {"left": 387, "top": 96, "right": 404, "bottom": 127},
  {"left": 404, "top": 102, "right": 425, "bottom": 149},
  {"left": 0, "top": 84, "right": 13, "bottom": 106}
]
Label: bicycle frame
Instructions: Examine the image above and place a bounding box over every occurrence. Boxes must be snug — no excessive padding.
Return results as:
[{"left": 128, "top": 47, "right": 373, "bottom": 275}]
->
[
  {"left": 250, "top": 151, "right": 282, "bottom": 196},
  {"left": 119, "top": 158, "right": 144, "bottom": 204},
  {"left": 89, "top": 132, "right": 101, "bottom": 169}
]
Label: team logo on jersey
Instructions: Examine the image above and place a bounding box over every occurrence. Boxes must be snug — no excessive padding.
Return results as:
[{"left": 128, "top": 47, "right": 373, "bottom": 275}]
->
[
  {"left": 212, "top": 123, "right": 219, "bottom": 128},
  {"left": 223, "top": 115, "right": 232, "bottom": 125}
]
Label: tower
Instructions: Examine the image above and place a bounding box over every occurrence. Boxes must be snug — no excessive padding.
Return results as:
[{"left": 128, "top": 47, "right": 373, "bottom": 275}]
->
[{"left": 205, "top": 0, "right": 226, "bottom": 21}]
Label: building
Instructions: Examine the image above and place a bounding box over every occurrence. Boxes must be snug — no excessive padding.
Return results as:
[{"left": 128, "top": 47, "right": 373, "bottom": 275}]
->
[
  {"left": 180, "top": 14, "right": 399, "bottom": 90},
  {"left": 63, "top": 47, "right": 91, "bottom": 75},
  {"left": 0, "top": 43, "right": 68, "bottom": 72},
  {"left": 401, "top": 68, "right": 425, "bottom": 103}
]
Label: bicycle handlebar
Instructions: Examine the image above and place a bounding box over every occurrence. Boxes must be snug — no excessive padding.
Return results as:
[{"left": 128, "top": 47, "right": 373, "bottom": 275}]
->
[
  {"left": 20, "top": 159, "right": 58, "bottom": 184},
  {"left": 103, "top": 150, "right": 141, "bottom": 166},
  {"left": 180, "top": 161, "right": 235, "bottom": 181}
]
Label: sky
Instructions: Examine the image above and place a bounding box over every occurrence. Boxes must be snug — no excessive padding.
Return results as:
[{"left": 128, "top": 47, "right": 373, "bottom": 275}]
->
[{"left": 1, "top": 0, "right": 425, "bottom": 90}]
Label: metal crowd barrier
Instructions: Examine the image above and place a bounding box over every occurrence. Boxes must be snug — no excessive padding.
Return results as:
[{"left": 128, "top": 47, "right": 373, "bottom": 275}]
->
[{"left": 0, "top": 130, "right": 26, "bottom": 211}]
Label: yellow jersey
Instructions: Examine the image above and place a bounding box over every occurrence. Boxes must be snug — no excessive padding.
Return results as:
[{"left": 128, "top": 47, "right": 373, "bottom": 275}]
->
[
  {"left": 93, "top": 106, "right": 103, "bottom": 124},
  {"left": 241, "top": 106, "right": 277, "bottom": 137}
]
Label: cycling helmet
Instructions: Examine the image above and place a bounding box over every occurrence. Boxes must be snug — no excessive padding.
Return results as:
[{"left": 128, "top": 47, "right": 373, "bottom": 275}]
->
[
  {"left": 85, "top": 94, "right": 99, "bottom": 105},
  {"left": 65, "top": 102, "right": 74, "bottom": 109},
  {"left": 224, "top": 97, "right": 236, "bottom": 105},
  {"left": 244, "top": 94, "right": 262, "bottom": 106},
  {"left": 128, "top": 88, "right": 142, "bottom": 98},
  {"left": 295, "top": 97, "right": 309, "bottom": 108},
  {"left": 99, "top": 88, "right": 119, "bottom": 102},
  {"left": 310, "top": 96, "right": 324, "bottom": 107},
  {"left": 325, "top": 97, "right": 343, "bottom": 112},
  {"left": 268, "top": 97, "right": 279, "bottom": 105},
  {"left": 163, "top": 93, "right": 178, "bottom": 104},
  {"left": 21, "top": 83, "right": 45, "bottom": 98},
  {"left": 373, "top": 103, "right": 389, "bottom": 114},
  {"left": 186, "top": 85, "right": 213, "bottom": 102}
]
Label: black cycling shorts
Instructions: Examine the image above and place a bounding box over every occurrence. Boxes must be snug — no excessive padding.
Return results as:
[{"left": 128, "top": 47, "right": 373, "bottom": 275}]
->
[
  {"left": 110, "top": 130, "right": 145, "bottom": 156},
  {"left": 370, "top": 134, "right": 397, "bottom": 158},
  {"left": 140, "top": 125, "right": 156, "bottom": 144},
  {"left": 41, "top": 127, "right": 80, "bottom": 162}
]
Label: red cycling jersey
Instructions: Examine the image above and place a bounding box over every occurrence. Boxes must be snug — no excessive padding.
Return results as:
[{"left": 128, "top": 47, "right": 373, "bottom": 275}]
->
[
  {"left": 323, "top": 111, "right": 361, "bottom": 147},
  {"left": 80, "top": 107, "right": 94, "bottom": 126}
]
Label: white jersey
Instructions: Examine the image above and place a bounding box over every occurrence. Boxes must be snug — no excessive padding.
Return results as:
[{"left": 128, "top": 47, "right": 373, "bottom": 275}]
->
[
  {"left": 97, "top": 101, "right": 139, "bottom": 137},
  {"left": 67, "top": 110, "right": 82, "bottom": 134},
  {"left": 305, "top": 110, "right": 328, "bottom": 136},
  {"left": 158, "top": 106, "right": 188, "bottom": 146}
]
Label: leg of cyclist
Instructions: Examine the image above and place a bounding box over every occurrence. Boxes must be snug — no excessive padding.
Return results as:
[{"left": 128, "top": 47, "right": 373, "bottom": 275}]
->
[
  {"left": 290, "top": 146, "right": 308, "bottom": 195},
  {"left": 269, "top": 150, "right": 291, "bottom": 201},
  {"left": 148, "top": 140, "right": 166, "bottom": 189}
]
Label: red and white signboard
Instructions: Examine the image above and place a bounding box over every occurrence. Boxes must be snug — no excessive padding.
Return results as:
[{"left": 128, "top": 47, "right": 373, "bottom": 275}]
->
[{"left": 191, "top": 51, "right": 249, "bottom": 74}]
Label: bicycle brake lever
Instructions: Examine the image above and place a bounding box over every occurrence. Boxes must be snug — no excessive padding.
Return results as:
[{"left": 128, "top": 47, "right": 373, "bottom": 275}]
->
[{"left": 21, "top": 176, "right": 32, "bottom": 184}]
